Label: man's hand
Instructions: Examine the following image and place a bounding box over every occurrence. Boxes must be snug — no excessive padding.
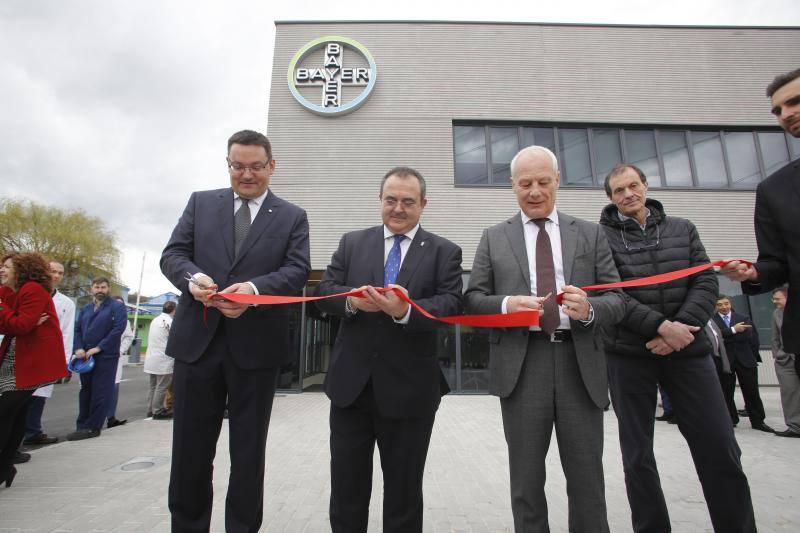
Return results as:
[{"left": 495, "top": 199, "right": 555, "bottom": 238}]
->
[
  {"left": 719, "top": 260, "right": 759, "bottom": 283},
  {"left": 657, "top": 320, "right": 700, "bottom": 351},
  {"left": 646, "top": 336, "right": 675, "bottom": 356},
  {"left": 189, "top": 274, "right": 218, "bottom": 305},
  {"left": 507, "top": 295, "right": 546, "bottom": 314},
  {"left": 214, "top": 282, "right": 254, "bottom": 319},
  {"left": 86, "top": 347, "right": 101, "bottom": 357},
  {"left": 733, "top": 322, "right": 752, "bottom": 333},
  {"left": 73, "top": 349, "right": 87, "bottom": 360},
  {"left": 348, "top": 286, "right": 382, "bottom": 313},
  {"left": 560, "top": 285, "right": 591, "bottom": 321},
  {"left": 36, "top": 313, "right": 50, "bottom": 326},
  {"left": 365, "top": 285, "right": 410, "bottom": 319}
]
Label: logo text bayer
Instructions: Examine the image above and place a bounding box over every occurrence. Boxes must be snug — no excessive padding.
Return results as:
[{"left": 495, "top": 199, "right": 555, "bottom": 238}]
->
[{"left": 287, "top": 36, "right": 377, "bottom": 117}]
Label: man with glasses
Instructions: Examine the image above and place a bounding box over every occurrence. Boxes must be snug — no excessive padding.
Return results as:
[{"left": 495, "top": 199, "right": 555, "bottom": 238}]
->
[
  {"left": 161, "top": 130, "right": 310, "bottom": 533},
  {"left": 599, "top": 164, "right": 755, "bottom": 532},
  {"left": 316, "top": 167, "right": 462, "bottom": 533}
]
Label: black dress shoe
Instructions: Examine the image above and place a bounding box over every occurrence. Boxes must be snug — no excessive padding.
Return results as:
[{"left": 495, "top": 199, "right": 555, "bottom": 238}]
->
[
  {"left": 737, "top": 409, "right": 749, "bottom": 417},
  {"left": 752, "top": 423, "right": 775, "bottom": 433},
  {"left": 66, "top": 428, "right": 101, "bottom": 441},
  {"left": 4, "top": 466, "right": 17, "bottom": 488},
  {"left": 24, "top": 434, "right": 58, "bottom": 445},
  {"left": 775, "top": 429, "right": 800, "bottom": 438},
  {"left": 12, "top": 451, "right": 31, "bottom": 464},
  {"left": 152, "top": 410, "right": 173, "bottom": 420},
  {"left": 107, "top": 418, "right": 127, "bottom": 428},
  {"left": 655, "top": 413, "right": 675, "bottom": 422}
]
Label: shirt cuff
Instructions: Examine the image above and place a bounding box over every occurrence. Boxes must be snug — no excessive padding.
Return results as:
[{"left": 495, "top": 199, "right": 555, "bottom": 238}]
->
[
  {"left": 246, "top": 281, "right": 259, "bottom": 295},
  {"left": 393, "top": 304, "right": 412, "bottom": 324},
  {"left": 501, "top": 296, "right": 510, "bottom": 314},
  {"left": 579, "top": 303, "right": 595, "bottom": 325},
  {"left": 731, "top": 326, "right": 736, "bottom": 334}
]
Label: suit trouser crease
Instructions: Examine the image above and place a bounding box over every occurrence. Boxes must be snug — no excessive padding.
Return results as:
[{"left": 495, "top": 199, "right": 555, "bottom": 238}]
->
[
  {"left": 329, "top": 380, "right": 436, "bottom": 533},
  {"left": 501, "top": 337, "right": 608, "bottom": 533},
  {"left": 607, "top": 353, "right": 756, "bottom": 533},
  {"left": 168, "top": 323, "right": 278, "bottom": 533},
  {"left": 775, "top": 357, "right": 800, "bottom": 433}
]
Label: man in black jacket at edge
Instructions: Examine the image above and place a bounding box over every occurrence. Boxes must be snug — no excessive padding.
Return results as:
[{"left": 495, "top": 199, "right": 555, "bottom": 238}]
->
[
  {"left": 722, "top": 68, "right": 800, "bottom": 378},
  {"left": 599, "top": 164, "right": 756, "bottom": 533}
]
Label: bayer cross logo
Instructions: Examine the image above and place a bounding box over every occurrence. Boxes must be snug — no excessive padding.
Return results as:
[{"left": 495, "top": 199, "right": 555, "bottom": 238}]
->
[{"left": 287, "top": 36, "right": 377, "bottom": 117}]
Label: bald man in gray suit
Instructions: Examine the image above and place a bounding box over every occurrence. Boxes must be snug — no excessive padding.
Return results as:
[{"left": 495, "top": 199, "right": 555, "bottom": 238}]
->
[{"left": 465, "top": 146, "right": 625, "bottom": 532}]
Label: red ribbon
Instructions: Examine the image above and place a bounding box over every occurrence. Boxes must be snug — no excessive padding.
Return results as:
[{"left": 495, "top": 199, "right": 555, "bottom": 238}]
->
[
  {"left": 553, "top": 259, "right": 751, "bottom": 304},
  {"left": 210, "top": 259, "right": 750, "bottom": 329},
  {"left": 214, "top": 287, "right": 540, "bottom": 328}
]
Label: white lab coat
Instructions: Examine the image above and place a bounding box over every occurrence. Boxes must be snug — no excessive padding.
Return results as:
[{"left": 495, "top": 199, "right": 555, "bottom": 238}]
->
[
  {"left": 115, "top": 320, "right": 134, "bottom": 384},
  {"left": 143, "top": 313, "right": 174, "bottom": 375},
  {"left": 33, "top": 290, "right": 75, "bottom": 398}
]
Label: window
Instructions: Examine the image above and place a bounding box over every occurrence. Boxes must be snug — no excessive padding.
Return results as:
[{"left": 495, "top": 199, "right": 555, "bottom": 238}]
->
[{"left": 454, "top": 122, "right": 795, "bottom": 188}]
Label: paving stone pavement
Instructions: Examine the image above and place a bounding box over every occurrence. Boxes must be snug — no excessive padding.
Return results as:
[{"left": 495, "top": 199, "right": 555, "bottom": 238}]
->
[{"left": 0, "top": 388, "right": 797, "bottom": 532}]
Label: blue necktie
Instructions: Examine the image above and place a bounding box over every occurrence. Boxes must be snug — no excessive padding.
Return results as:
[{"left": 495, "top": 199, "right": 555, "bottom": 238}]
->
[
  {"left": 384, "top": 234, "right": 405, "bottom": 286},
  {"left": 723, "top": 314, "right": 731, "bottom": 327}
]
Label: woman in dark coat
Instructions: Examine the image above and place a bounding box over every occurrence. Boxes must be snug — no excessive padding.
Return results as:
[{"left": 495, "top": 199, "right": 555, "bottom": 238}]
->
[{"left": 0, "top": 252, "right": 69, "bottom": 488}]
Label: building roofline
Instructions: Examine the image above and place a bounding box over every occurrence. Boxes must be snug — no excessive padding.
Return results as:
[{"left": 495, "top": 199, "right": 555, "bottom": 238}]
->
[{"left": 274, "top": 20, "right": 800, "bottom": 31}]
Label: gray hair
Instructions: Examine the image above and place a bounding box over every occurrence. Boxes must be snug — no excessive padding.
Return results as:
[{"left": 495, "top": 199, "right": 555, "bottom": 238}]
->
[{"left": 510, "top": 146, "right": 559, "bottom": 177}]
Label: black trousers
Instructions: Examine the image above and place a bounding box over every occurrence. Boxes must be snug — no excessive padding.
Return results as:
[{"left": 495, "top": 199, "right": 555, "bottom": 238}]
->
[
  {"left": 719, "top": 360, "right": 766, "bottom": 426},
  {"left": 0, "top": 389, "right": 35, "bottom": 478},
  {"left": 608, "top": 353, "right": 755, "bottom": 533},
  {"left": 329, "top": 380, "right": 436, "bottom": 533},
  {"left": 168, "top": 324, "right": 279, "bottom": 533}
]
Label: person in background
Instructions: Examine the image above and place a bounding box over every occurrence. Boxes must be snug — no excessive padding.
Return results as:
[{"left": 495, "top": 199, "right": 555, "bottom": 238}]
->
[
  {"left": 68, "top": 277, "right": 127, "bottom": 441},
  {"left": 713, "top": 295, "right": 774, "bottom": 433},
  {"left": 106, "top": 296, "right": 133, "bottom": 428},
  {"left": 771, "top": 287, "right": 800, "bottom": 438},
  {"left": 0, "top": 252, "right": 69, "bottom": 488},
  {"left": 23, "top": 261, "right": 75, "bottom": 445},
  {"left": 144, "top": 301, "right": 176, "bottom": 419}
]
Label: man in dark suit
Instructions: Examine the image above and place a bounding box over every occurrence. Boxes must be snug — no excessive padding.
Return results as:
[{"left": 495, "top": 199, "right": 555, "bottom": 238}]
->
[
  {"left": 67, "top": 276, "right": 127, "bottom": 441},
  {"left": 161, "top": 130, "right": 310, "bottom": 533},
  {"left": 713, "top": 295, "right": 774, "bottom": 432},
  {"left": 722, "top": 68, "right": 800, "bottom": 368},
  {"left": 464, "top": 146, "right": 625, "bottom": 532},
  {"left": 315, "top": 166, "right": 462, "bottom": 533}
]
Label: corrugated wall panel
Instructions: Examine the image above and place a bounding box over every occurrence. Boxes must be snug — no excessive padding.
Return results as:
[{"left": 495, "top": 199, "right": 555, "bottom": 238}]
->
[{"left": 265, "top": 22, "right": 799, "bottom": 270}]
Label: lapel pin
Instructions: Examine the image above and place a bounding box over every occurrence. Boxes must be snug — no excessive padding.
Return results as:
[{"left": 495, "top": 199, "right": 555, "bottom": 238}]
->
[
  {"left": 420, "top": 241, "right": 425, "bottom": 246},
  {"left": 268, "top": 209, "right": 273, "bottom": 213}
]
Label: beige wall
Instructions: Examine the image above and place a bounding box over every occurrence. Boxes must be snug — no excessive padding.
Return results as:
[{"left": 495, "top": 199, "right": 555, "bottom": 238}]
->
[{"left": 267, "top": 22, "right": 800, "bottom": 271}]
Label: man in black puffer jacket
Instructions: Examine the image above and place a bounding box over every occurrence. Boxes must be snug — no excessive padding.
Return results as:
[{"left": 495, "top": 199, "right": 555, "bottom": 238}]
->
[{"left": 599, "top": 164, "right": 756, "bottom": 533}]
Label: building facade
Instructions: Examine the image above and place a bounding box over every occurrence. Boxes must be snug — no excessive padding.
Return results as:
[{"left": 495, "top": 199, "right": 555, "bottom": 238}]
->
[{"left": 266, "top": 21, "right": 800, "bottom": 392}]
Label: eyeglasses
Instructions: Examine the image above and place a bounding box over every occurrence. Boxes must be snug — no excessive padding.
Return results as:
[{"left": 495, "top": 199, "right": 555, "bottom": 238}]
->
[
  {"left": 383, "top": 198, "right": 418, "bottom": 209},
  {"left": 227, "top": 159, "right": 271, "bottom": 174},
  {"left": 620, "top": 223, "right": 660, "bottom": 252}
]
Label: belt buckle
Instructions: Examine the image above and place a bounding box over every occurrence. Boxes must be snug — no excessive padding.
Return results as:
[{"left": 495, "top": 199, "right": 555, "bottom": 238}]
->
[{"left": 550, "top": 331, "right": 565, "bottom": 343}]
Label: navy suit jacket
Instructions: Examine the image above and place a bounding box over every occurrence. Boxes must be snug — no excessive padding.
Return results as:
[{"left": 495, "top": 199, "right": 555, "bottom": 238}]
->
[
  {"left": 713, "top": 310, "right": 761, "bottom": 368},
  {"left": 73, "top": 298, "right": 128, "bottom": 359},
  {"left": 161, "top": 188, "right": 311, "bottom": 369},
  {"left": 315, "top": 225, "right": 462, "bottom": 419}
]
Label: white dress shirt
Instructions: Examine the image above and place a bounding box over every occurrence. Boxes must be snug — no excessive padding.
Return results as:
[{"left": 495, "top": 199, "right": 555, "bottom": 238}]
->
[
  {"left": 502, "top": 209, "right": 571, "bottom": 330},
  {"left": 718, "top": 312, "right": 737, "bottom": 334}
]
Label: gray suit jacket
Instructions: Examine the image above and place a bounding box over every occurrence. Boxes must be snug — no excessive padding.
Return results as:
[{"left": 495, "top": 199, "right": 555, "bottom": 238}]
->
[
  {"left": 706, "top": 319, "right": 731, "bottom": 374},
  {"left": 464, "top": 211, "right": 625, "bottom": 408},
  {"left": 772, "top": 308, "right": 794, "bottom": 364}
]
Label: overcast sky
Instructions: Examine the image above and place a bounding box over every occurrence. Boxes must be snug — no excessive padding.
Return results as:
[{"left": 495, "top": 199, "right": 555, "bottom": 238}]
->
[{"left": 1, "top": 1, "right": 798, "bottom": 296}]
